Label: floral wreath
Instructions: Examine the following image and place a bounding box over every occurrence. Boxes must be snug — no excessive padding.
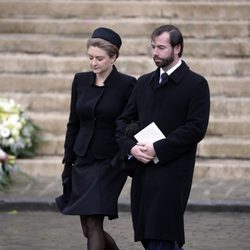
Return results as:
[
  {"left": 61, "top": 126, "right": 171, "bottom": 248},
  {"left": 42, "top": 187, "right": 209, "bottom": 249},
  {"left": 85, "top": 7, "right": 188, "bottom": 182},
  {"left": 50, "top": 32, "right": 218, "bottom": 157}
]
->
[{"left": 0, "top": 97, "right": 41, "bottom": 188}]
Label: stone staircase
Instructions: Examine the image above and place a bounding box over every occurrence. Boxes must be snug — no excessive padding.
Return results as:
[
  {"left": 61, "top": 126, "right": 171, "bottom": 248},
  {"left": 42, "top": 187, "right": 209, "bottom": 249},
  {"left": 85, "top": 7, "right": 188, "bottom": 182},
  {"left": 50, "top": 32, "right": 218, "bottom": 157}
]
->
[{"left": 0, "top": 0, "right": 249, "bottom": 180}]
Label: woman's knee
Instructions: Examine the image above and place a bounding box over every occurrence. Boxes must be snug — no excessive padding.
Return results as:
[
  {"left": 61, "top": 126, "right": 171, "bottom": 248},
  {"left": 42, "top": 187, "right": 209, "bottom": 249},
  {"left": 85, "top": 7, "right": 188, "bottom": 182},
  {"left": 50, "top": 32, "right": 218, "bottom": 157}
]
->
[{"left": 86, "top": 215, "right": 104, "bottom": 233}]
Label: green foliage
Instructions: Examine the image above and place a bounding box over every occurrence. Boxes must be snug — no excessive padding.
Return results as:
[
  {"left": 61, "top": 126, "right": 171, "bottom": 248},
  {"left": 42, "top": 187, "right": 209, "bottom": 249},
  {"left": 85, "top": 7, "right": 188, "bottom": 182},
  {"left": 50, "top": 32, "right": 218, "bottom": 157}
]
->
[
  {"left": 0, "top": 160, "right": 13, "bottom": 191},
  {"left": 0, "top": 171, "right": 12, "bottom": 191}
]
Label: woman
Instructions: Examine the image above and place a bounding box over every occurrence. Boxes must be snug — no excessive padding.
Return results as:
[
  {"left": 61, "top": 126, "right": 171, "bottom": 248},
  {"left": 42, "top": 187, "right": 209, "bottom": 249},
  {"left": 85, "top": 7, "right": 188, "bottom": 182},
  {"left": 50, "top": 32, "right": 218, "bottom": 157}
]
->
[{"left": 56, "top": 27, "right": 136, "bottom": 250}]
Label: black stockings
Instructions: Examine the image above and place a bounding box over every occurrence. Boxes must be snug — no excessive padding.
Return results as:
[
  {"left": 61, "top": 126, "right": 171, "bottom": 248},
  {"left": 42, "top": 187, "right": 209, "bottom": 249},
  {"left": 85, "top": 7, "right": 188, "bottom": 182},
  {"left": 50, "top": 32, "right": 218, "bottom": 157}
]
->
[{"left": 80, "top": 215, "right": 119, "bottom": 250}]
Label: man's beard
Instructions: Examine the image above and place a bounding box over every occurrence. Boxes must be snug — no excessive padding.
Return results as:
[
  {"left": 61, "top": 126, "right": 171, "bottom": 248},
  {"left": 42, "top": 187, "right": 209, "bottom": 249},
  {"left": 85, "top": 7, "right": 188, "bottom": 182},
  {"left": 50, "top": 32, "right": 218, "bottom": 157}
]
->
[{"left": 153, "top": 53, "right": 174, "bottom": 68}]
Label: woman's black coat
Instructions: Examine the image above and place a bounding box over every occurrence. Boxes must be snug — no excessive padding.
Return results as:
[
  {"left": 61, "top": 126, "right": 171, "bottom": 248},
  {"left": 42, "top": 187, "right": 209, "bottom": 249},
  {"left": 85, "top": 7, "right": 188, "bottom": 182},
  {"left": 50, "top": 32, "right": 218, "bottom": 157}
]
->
[
  {"left": 63, "top": 66, "right": 136, "bottom": 165},
  {"left": 116, "top": 61, "right": 210, "bottom": 246}
]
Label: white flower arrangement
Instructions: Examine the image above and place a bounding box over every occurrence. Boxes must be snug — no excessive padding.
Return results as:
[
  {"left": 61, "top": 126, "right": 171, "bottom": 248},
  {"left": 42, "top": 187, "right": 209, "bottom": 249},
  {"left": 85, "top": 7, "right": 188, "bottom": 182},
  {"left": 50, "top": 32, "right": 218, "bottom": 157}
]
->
[
  {"left": 0, "top": 97, "right": 42, "bottom": 189},
  {"left": 0, "top": 97, "right": 40, "bottom": 158}
]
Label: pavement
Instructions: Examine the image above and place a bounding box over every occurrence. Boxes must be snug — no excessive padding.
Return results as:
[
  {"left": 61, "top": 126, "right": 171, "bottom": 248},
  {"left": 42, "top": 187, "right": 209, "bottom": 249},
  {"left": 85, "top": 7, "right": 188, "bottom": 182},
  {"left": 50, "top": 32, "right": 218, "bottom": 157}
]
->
[
  {"left": 0, "top": 170, "right": 250, "bottom": 250},
  {"left": 1, "top": 210, "right": 250, "bottom": 250}
]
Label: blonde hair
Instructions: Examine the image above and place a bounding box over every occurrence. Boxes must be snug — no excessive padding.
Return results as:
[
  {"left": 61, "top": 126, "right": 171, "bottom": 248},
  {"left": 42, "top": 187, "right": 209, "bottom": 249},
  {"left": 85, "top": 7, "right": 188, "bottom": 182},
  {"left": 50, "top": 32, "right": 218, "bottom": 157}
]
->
[{"left": 87, "top": 38, "right": 119, "bottom": 58}]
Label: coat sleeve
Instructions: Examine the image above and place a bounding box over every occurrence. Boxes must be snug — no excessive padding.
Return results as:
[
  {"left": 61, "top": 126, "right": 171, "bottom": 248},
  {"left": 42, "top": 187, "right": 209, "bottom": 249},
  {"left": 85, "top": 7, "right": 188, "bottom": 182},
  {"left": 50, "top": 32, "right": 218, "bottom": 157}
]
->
[
  {"left": 116, "top": 84, "right": 139, "bottom": 159},
  {"left": 154, "top": 77, "right": 210, "bottom": 164},
  {"left": 62, "top": 74, "right": 80, "bottom": 164}
]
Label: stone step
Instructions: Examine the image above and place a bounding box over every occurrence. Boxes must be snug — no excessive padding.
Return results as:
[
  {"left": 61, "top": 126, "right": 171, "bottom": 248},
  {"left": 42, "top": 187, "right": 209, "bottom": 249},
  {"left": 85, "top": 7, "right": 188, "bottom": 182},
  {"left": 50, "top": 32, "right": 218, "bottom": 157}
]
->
[
  {"left": 210, "top": 97, "right": 250, "bottom": 118},
  {"left": 1, "top": 73, "right": 249, "bottom": 97},
  {"left": 15, "top": 156, "right": 250, "bottom": 180},
  {"left": 206, "top": 117, "right": 250, "bottom": 136},
  {"left": 2, "top": 93, "right": 249, "bottom": 117},
  {"left": 0, "top": 34, "right": 249, "bottom": 58},
  {"left": 30, "top": 112, "right": 68, "bottom": 136},
  {"left": 4, "top": 0, "right": 249, "bottom": 2},
  {"left": 35, "top": 112, "right": 250, "bottom": 137},
  {"left": 1, "top": 92, "right": 71, "bottom": 113},
  {"left": 35, "top": 133, "right": 250, "bottom": 159},
  {"left": 198, "top": 136, "right": 250, "bottom": 159},
  {"left": 194, "top": 158, "right": 250, "bottom": 180},
  {"left": 38, "top": 134, "right": 65, "bottom": 156},
  {"left": 0, "top": 18, "right": 248, "bottom": 39},
  {"left": 208, "top": 77, "right": 250, "bottom": 98},
  {"left": 0, "top": 54, "right": 249, "bottom": 77},
  {"left": 16, "top": 156, "right": 62, "bottom": 178},
  {"left": 27, "top": 112, "right": 250, "bottom": 136},
  {"left": 0, "top": 73, "right": 72, "bottom": 93},
  {"left": 1, "top": 1, "right": 249, "bottom": 21}
]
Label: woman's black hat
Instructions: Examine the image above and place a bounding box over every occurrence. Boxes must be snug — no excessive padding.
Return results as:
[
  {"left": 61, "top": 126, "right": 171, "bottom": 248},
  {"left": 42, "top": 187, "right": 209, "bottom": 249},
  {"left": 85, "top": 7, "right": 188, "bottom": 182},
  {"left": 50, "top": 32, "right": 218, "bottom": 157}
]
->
[{"left": 91, "top": 27, "right": 122, "bottom": 50}]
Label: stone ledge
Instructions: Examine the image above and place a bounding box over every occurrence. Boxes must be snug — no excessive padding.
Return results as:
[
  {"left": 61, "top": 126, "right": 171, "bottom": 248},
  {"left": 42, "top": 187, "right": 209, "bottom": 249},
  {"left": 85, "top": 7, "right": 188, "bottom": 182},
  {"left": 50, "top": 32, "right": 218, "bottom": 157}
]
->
[
  {"left": 1, "top": 199, "right": 250, "bottom": 213},
  {"left": 0, "top": 54, "right": 249, "bottom": 76},
  {"left": 1, "top": 74, "right": 250, "bottom": 97},
  {"left": 2, "top": 93, "right": 250, "bottom": 115},
  {"left": 0, "top": 19, "right": 248, "bottom": 39},
  {"left": 0, "top": 1, "right": 249, "bottom": 21},
  {"left": 15, "top": 157, "right": 250, "bottom": 180},
  {"left": 0, "top": 34, "right": 249, "bottom": 58}
]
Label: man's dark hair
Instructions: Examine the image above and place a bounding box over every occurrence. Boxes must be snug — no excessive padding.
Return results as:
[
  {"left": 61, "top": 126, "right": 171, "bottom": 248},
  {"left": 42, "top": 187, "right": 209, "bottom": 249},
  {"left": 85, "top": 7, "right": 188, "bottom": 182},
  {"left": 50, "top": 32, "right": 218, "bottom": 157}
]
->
[{"left": 151, "top": 25, "right": 184, "bottom": 57}]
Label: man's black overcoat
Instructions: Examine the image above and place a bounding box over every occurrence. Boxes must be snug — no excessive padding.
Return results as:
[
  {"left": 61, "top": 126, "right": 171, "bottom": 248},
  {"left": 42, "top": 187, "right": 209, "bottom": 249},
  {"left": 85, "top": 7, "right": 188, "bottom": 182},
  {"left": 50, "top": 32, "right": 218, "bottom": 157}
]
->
[{"left": 116, "top": 61, "right": 210, "bottom": 246}]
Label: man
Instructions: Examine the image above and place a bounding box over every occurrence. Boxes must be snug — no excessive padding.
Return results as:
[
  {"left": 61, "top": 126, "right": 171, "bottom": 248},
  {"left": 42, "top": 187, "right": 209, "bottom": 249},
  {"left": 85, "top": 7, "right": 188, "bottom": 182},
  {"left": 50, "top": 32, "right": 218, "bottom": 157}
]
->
[{"left": 116, "top": 25, "right": 210, "bottom": 250}]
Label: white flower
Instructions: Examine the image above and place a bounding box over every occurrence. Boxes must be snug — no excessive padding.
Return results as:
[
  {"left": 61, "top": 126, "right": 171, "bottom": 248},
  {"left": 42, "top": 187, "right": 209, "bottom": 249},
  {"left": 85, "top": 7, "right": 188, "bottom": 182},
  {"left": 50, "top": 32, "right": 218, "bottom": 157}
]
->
[
  {"left": 0, "top": 97, "right": 40, "bottom": 157},
  {"left": 0, "top": 127, "right": 10, "bottom": 138},
  {"left": 11, "top": 128, "right": 20, "bottom": 137},
  {"left": 7, "top": 138, "right": 15, "bottom": 145},
  {"left": 9, "top": 114, "right": 20, "bottom": 123}
]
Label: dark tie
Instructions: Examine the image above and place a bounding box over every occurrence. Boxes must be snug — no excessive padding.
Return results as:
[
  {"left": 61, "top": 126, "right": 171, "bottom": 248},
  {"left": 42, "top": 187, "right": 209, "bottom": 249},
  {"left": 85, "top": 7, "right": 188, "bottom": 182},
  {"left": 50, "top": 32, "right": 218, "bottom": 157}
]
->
[{"left": 160, "top": 72, "right": 168, "bottom": 84}]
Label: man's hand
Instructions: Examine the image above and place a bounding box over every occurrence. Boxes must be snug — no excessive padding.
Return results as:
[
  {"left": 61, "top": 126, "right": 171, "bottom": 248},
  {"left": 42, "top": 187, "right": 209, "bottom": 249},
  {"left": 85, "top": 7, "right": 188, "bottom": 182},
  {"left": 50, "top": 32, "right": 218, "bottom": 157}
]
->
[{"left": 130, "top": 142, "right": 156, "bottom": 163}]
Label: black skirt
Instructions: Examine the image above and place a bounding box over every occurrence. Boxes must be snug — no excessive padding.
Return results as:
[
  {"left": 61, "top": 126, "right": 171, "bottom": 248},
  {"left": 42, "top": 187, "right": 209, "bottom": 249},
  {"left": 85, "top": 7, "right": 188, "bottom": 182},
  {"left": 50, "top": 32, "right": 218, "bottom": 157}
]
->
[{"left": 55, "top": 156, "right": 127, "bottom": 220}]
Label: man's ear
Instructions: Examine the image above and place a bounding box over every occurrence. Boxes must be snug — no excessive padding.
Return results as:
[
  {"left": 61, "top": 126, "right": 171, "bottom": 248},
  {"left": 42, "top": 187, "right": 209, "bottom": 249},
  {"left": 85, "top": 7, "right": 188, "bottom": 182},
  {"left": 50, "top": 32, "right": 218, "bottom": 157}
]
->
[{"left": 174, "top": 44, "right": 181, "bottom": 55}]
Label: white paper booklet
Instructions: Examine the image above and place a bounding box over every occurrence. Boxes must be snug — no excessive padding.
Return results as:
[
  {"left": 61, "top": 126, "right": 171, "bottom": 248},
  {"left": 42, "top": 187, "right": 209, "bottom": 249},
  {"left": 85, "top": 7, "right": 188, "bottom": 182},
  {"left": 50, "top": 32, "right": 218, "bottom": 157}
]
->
[{"left": 134, "top": 122, "right": 166, "bottom": 163}]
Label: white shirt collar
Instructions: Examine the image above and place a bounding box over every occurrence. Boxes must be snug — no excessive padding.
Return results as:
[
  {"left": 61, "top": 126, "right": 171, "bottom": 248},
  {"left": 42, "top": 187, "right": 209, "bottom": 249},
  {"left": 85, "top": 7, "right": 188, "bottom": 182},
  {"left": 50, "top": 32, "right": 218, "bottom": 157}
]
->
[{"left": 160, "top": 59, "right": 182, "bottom": 78}]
